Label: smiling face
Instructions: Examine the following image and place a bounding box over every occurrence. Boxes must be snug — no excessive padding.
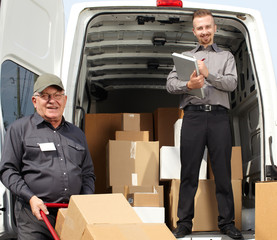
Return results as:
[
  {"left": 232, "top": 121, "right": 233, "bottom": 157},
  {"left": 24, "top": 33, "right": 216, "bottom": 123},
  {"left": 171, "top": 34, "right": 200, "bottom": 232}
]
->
[
  {"left": 32, "top": 86, "right": 67, "bottom": 128},
  {"left": 192, "top": 14, "right": 217, "bottom": 48}
]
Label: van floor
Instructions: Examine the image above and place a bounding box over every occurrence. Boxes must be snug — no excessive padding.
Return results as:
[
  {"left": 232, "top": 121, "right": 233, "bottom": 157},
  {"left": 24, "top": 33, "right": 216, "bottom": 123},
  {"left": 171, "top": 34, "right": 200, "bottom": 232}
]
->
[{"left": 179, "top": 230, "right": 255, "bottom": 239}]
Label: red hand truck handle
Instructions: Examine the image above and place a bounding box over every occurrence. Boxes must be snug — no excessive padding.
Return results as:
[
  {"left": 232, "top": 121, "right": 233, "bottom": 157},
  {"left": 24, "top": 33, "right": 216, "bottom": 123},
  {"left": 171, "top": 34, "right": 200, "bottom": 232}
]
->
[
  {"left": 40, "top": 210, "right": 60, "bottom": 240},
  {"left": 40, "top": 203, "right": 69, "bottom": 240}
]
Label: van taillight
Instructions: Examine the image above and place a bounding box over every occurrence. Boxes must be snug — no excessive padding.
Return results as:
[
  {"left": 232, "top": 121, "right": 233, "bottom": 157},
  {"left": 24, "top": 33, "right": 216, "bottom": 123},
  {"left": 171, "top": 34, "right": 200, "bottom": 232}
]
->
[{"left": 157, "top": 0, "right": 183, "bottom": 7}]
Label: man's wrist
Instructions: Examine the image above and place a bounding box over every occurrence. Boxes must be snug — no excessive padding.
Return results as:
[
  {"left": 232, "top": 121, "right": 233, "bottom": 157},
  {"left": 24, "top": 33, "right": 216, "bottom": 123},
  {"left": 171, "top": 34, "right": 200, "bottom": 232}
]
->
[{"left": 186, "top": 82, "right": 192, "bottom": 90}]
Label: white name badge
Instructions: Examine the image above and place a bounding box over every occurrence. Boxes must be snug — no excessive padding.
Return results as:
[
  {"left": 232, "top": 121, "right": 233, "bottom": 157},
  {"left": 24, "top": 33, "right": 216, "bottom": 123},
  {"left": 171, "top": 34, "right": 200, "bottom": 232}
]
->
[{"left": 39, "top": 142, "right": 56, "bottom": 151}]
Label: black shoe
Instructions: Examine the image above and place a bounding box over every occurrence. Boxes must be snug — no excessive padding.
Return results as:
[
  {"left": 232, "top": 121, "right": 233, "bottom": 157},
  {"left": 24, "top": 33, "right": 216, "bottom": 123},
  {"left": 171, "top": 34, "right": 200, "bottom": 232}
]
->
[
  {"left": 220, "top": 224, "right": 244, "bottom": 239},
  {"left": 172, "top": 225, "right": 192, "bottom": 238}
]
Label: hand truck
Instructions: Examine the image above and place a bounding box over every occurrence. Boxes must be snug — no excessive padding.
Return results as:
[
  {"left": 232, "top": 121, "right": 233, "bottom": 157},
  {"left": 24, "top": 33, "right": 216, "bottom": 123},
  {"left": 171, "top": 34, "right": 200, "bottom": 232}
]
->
[{"left": 40, "top": 203, "right": 68, "bottom": 240}]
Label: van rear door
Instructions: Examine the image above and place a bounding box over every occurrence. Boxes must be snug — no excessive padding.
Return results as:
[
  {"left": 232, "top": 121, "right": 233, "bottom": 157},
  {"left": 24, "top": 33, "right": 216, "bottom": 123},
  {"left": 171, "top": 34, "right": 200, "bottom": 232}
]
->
[{"left": 0, "top": 0, "right": 64, "bottom": 237}]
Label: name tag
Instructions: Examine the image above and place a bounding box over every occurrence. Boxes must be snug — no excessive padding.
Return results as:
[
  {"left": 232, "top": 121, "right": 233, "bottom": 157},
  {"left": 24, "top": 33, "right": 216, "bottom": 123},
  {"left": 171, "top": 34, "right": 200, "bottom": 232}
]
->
[{"left": 39, "top": 142, "right": 56, "bottom": 151}]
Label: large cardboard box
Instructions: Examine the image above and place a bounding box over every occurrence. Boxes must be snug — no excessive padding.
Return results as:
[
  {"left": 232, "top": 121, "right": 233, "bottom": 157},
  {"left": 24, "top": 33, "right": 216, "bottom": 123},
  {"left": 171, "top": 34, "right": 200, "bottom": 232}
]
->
[
  {"left": 154, "top": 108, "right": 180, "bottom": 148},
  {"left": 127, "top": 193, "right": 159, "bottom": 207},
  {"left": 115, "top": 131, "right": 149, "bottom": 141},
  {"left": 111, "top": 185, "right": 164, "bottom": 207},
  {"left": 107, "top": 140, "right": 159, "bottom": 186},
  {"left": 81, "top": 223, "right": 176, "bottom": 240},
  {"left": 208, "top": 146, "right": 243, "bottom": 180},
  {"left": 60, "top": 194, "right": 142, "bottom": 240},
  {"left": 160, "top": 146, "right": 207, "bottom": 180},
  {"left": 122, "top": 113, "right": 140, "bottom": 131},
  {"left": 169, "top": 179, "right": 242, "bottom": 231},
  {"left": 85, "top": 113, "right": 154, "bottom": 193},
  {"left": 255, "top": 181, "right": 277, "bottom": 240},
  {"left": 55, "top": 208, "right": 68, "bottom": 237}
]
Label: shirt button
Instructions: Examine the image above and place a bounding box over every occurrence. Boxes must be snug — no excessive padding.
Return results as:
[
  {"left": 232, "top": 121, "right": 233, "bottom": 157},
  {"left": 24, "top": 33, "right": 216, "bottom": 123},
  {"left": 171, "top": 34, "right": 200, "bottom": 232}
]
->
[
  {"left": 60, "top": 158, "right": 63, "bottom": 161},
  {"left": 64, "top": 172, "right": 66, "bottom": 175},
  {"left": 65, "top": 188, "right": 67, "bottom": 191},
  {"left": 57, "top": 144, "right": 60, "bottom": 147}
]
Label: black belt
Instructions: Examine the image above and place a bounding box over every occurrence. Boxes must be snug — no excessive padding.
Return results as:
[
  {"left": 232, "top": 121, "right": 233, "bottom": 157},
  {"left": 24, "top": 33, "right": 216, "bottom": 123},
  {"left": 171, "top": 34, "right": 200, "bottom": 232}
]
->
[{"left": 183, "top": 104, "right": 227, "bottom": 112}]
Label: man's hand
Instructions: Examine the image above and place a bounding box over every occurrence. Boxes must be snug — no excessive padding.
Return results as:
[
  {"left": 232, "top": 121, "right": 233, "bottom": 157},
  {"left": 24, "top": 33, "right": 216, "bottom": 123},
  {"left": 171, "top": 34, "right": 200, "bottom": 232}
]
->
[
  {"left": 187, "top": 70, "right": 205, "bottom": 89},
  {"left": 29, "top": 195, "right": 49, "bottom": 220},
  {"left": 197, "top": 60, "right": 209, "bottom": 78}
]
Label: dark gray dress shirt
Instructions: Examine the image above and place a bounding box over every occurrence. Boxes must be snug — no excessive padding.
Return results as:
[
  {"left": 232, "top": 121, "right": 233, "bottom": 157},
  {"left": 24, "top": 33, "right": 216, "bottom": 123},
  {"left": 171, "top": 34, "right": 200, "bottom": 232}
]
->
[
  {"left": 0, "top": 112, "right": 96, "bottom": 203},
  {"left": 167, "top": 43, "right": 237, "bottom": 109}
]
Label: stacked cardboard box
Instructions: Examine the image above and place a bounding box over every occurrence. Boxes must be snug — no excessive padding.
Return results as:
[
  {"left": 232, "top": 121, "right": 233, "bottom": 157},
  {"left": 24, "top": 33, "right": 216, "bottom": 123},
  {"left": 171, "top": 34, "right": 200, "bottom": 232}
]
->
[
  {"left": 255, "top": 181, "right": 277, "bottom": 240},
  {"left": 57, "top": 194, "right": 175, "bottom": 240},
  {"left": 107, "top": 113, "right": 165, "bottom": 223},
  {"left": 168, "top": 147, "right": 243, "bottom": 231}
]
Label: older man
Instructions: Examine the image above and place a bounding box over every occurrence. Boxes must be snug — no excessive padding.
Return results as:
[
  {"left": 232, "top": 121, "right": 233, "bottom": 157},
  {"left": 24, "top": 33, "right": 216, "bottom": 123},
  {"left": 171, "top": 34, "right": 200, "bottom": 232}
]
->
[{"left": 0, "top": 73, "right": 96, "bottom": 239}]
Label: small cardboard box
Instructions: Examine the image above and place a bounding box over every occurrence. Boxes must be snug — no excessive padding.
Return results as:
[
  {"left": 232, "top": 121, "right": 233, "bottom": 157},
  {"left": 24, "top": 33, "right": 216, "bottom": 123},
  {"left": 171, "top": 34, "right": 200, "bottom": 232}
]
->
[
  {"left": 81, "top": 223, "right": 176, "bottom": 240},
  {"left": 115, "top": 131, "right": 149, "bottom": 141},
  {"left": 208, "top": 146, "right": 243, "bottom": 180},
  {"left": 168, "top": 179, "right": 242, "bottom": 231},
  {"left": 255, "top": 181, "right": 277, "bottom": 240},
  {"left": 107, "top": 140, "right": 159, "bottom": 186},
  {"left": 127, "top": 193, "right": 159, "bottom": 207},
  {"left": 122, "top": 113, "right": 140, "bottom": 131},
  {"left": 60, "top": 194, "right": 142, "bottom": 240},
  {"left": 55, "top": 208, "right": 68, "bottom": 237},
  {"left": 111, "top": 185, "right": 164, "bottom": 207}
]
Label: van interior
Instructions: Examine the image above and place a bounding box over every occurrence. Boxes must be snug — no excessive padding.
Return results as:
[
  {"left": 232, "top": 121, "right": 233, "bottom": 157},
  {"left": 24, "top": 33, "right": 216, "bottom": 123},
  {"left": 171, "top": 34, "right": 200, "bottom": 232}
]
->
[{"left": 72, "top": 8, "right": 261, "bottom": 211}]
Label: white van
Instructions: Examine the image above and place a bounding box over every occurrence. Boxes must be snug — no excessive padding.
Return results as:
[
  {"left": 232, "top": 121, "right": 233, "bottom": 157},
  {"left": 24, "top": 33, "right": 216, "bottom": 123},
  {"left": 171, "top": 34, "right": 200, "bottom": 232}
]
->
[{"left": 0, "top": 0, "right": 276, "bottom": 238}]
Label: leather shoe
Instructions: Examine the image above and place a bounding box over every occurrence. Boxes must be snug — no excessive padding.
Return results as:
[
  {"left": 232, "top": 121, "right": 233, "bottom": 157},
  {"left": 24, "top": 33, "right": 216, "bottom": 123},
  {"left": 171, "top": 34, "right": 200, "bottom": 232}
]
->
[
  {"left": 220, "top": 224, "right": 244, "bottom": 239},
  {"left": 172, "top": 225, "right": 192, "bottom": 238}
]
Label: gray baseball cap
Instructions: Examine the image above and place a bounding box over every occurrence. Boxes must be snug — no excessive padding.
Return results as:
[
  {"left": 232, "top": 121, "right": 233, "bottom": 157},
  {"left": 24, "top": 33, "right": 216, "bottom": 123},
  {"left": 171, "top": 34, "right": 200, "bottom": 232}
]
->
[{"left": 33, "top": 73, "right": 64, "bottom": 93}]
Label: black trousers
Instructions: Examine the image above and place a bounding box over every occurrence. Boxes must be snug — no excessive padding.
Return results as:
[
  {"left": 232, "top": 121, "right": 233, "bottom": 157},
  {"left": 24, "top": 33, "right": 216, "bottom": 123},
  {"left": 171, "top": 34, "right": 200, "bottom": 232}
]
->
[
  {"left": 177, "top": 109, "right": 235, "bottom": 230},
  {"left": 15, "top": 199, "right": 57, "bottom": 240}
]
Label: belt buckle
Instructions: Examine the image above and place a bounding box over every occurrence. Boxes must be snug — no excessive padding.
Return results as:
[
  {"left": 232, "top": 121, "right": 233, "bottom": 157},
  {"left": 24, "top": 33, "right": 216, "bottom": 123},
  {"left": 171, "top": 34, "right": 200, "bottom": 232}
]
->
[{"left": 204, "top": 104, "right": 212, "bottom": 111}]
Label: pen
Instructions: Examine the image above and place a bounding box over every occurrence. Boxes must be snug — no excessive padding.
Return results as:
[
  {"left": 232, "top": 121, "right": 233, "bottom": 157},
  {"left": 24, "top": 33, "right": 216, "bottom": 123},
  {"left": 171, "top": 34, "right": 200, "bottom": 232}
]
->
[{"left": 201, "top": 58, "right": 205, "bottom": 61}]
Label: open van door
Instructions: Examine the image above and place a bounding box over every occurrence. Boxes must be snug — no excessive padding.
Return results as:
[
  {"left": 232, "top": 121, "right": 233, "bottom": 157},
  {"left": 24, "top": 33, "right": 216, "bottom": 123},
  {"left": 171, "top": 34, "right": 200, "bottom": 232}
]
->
[{"left": 0, "top": 0, "right": 64, "bottom": 237}]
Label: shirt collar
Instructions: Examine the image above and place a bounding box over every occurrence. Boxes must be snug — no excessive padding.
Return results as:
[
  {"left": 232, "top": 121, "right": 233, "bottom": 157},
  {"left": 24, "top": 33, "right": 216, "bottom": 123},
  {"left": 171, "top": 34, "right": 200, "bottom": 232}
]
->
[
  {"left": 192, "top": 43, "right": 221, "bottom": 53},
  {"left": 33, "top": 112, "right": 66, "bottom": 129}
]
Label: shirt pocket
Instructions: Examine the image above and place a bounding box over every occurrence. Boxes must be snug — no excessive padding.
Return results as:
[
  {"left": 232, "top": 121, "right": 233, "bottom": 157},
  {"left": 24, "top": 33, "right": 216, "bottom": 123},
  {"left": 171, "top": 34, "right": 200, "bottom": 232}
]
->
[
  {"left": 24, "top": 137, "right": 57, "bottom": 162},
  {"left": 66, "top": 139, "right": 85, "bottom": 166}
]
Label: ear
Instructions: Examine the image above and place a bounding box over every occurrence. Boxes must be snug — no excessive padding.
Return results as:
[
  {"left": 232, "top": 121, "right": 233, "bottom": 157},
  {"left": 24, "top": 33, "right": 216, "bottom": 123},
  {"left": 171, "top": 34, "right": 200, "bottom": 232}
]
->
[
  {"left": 32, "top": 96, "right": 37, "bottom": 109},
  {"left": 192, "top": 27, "right": 196, "bottom": 36}
]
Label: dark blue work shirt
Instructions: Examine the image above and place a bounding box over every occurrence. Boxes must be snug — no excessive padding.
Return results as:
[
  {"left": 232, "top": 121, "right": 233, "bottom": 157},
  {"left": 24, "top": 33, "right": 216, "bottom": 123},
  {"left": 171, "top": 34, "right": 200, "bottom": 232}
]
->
[{"left": 0, "top": 112, "right": 96, "bottom": 203}]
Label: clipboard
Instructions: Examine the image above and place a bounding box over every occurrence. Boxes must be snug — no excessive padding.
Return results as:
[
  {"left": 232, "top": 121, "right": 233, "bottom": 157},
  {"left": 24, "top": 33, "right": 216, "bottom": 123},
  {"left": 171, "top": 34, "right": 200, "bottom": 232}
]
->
[{"left": 172, "top": 52, "right": 205, "bottom": 99}]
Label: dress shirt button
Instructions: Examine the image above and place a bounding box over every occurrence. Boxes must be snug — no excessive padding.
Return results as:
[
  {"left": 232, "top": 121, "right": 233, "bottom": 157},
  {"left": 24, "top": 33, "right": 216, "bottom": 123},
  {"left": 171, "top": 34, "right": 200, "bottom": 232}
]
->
[
  {"left": 63, "top": 172, "right": 66, "bottom": 175},
  {"left": 57, "top": 144, "right": 60, "bottom": 147},
  {"left": 60, "top": 158, "right": 63, "bottom": 161},
  {"left": 64, "top": 188, "right": 67, "bottom": 191}
]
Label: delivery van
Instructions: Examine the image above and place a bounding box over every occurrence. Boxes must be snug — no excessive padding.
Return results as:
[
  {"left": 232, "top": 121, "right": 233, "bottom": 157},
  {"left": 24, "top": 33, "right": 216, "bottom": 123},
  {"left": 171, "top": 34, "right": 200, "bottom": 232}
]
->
[{"left": 0, "top": 0, "right": 276, "bottom": 238}]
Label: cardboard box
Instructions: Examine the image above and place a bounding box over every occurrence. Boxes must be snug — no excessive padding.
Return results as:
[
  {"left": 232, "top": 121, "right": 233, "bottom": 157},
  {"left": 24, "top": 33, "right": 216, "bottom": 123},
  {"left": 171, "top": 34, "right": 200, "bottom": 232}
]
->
[
  {"left": 255, "top": 181, "right": 277, "bottom": 240},
  {"left": 115, "top": 131, "right": 149, "bottom": 141},
  {"left": 154, "top": 108, "right": 180, "bottom": 148},
  {"left": 128, "top": 193, "right": 159, "bottom": 207},
  {"left": 122, "top": 113, "right": 140, "bottom": 131},
  {"left": 168, "top": 179, "right": 242, "bottom": 231},
  {"left": 85, "top": 113, "right": 154, "bottom": 193},
  {"left": 160, "top": 146, "right": 207, "bottom": 180},
  {"left": 55, "top": 208, "right": 67, "bottom": 237},
  {"left": 81, "top": 223, "right": 176, "bottom": 240},
  {"left": 133, "top": 207, "right": 165, "bottom": 223},
  {"left": 107, "top": 140, "right": 159, "bottom": 186},
  {"left": 60, "top": 194, "right": 142, "bottom": 240},
  {"left": 111, "top": 185, "right": 164, "bottom": 207},
  {"left": 208, "top": 146, "right": 243, "bottom": 180}
]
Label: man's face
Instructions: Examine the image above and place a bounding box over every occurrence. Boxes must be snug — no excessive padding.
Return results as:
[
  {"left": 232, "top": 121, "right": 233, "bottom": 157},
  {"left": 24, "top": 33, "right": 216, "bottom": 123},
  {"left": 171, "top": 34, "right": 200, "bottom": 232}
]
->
[
  {"left": 192, "top": 15, "right": 217, "bottom": 47},
  {"left": 32, "top": 86, "right": 67, "bottom": 125}
]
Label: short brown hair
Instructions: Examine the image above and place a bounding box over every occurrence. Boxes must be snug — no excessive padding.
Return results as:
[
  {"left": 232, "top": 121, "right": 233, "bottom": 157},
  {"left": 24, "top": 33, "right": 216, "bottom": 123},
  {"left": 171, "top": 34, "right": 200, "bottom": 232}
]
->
[{"left": 192, "top": 9, "right": 213, "bottom": 21}]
